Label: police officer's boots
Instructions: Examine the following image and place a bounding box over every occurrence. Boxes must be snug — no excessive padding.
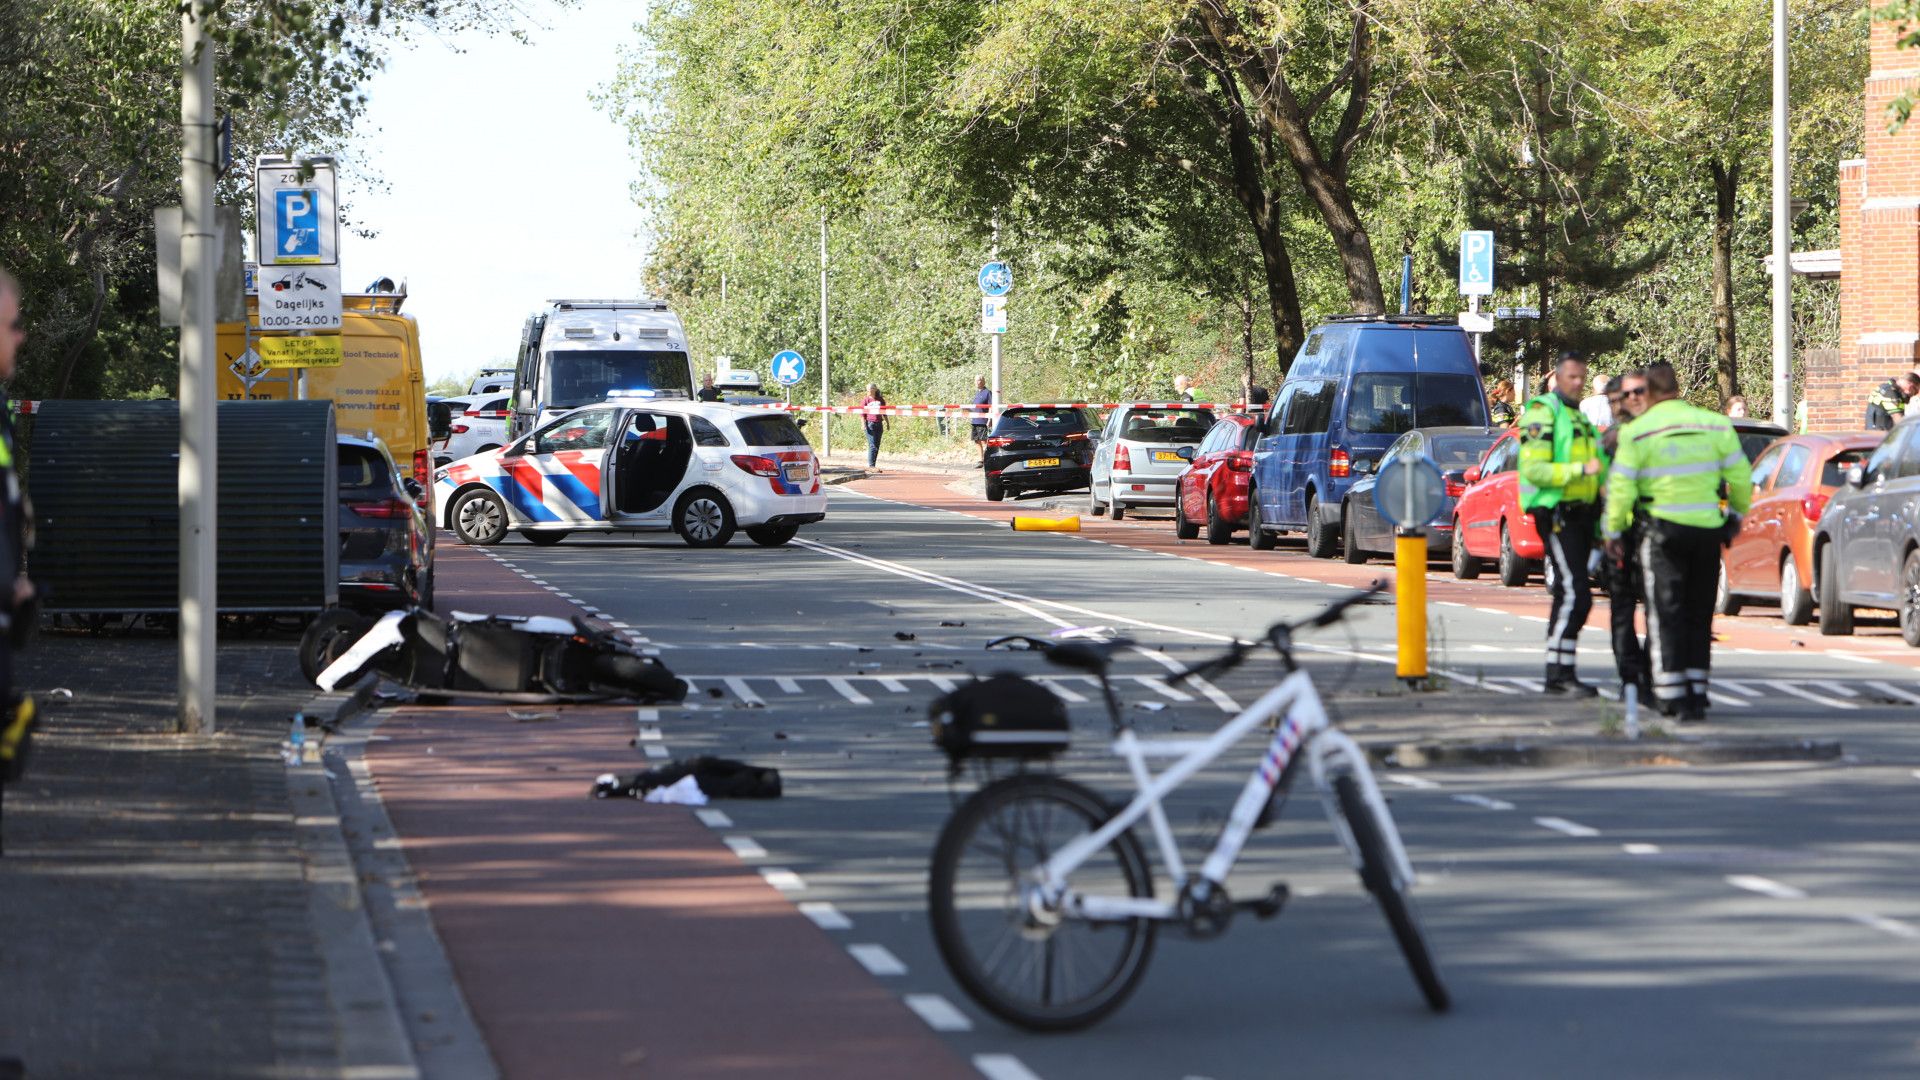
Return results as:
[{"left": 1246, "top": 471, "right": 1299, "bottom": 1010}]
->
[{"left": 1543, "top": 665, "right": 1598, "bottom": 698}]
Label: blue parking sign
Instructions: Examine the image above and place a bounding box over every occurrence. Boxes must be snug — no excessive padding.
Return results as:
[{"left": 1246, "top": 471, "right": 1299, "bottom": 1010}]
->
[{"left": 275, "top": 188, "right": 320, "bottom": 262}]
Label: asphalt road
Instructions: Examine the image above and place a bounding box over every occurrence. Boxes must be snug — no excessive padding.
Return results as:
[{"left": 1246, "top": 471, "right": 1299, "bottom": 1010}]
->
[{"left": 451, "top": 480, "right": 1920, "bottom": 1079}]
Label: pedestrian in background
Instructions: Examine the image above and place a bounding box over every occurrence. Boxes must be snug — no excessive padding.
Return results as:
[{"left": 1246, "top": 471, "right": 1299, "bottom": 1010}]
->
[
  {"left": 969, "top": 375, "right": 992, "bottom": 456},
  {"left": 1866, "top": 370, "right": 1919, "bottom": 430},
  {"left": 1247, "top": 385, "right": 1270, "bottom": 409},
  {"left": 1725, "top": 395, "right": 1749, "bottom": 419},
  {"left": 1488, "top": 379, "right": 1517, "bottom": 427},
  {"left": 0, "top": 266, "right": 38, "bottom": 856},
  {"left": 1519, "top": 350, "right": 1606, "bottom": 696},
  {"left": 1173, "top": 374, "right": 1194, "bottom": 402},
  {"left": 1580, "top": 377, "right": 1613, "bottom": 430},
  {"left": 696, "top": 373, "right": 721, "bottom": 402},
  {"left": 1600, "top": 370, "right": 1651, "bottom": 702},
  {"left": 861, "top": 383, "right": 888, "bottom": 470},
  {"left": 1604, "top": 361, "right": 1751, "bottom": 722}
]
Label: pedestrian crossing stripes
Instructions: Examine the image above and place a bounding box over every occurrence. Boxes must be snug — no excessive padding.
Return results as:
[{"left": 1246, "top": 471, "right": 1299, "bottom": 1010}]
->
[{"left": 1463, "top": 675, "right": 1920, "bottom": 710}]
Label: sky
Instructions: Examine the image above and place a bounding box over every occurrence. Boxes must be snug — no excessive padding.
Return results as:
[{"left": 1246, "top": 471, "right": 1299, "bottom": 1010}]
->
[{"left": 336, "top": 0, "right": 652, "bottom": 387}]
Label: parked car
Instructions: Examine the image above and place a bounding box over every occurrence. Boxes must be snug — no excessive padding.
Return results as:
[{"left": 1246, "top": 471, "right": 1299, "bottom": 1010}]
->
[
  {"left": 433, "top": 392, "right": 512, "bottom": 465},
  {"left": 982, "top": 406, "right": 1094, "bottom": 502},
  {"left": 1172, "top": 414, "right": 1258, "bottom": 544},
  {"left": 1342, "top": 427, "right": 1499, "bottom": 563},
  {"left": 1450, "top": 428, "right": 1544, "bottom": 586},
  {"left": 1248, "top": 316, "right": 1488, "bottom": 557},
  {"left": 467, "top": 366, "right": 517, "bottom": 396},
  {"left": 435, "top": 397, "right": 826, "bottom": 548},
  {"left": 338, "top": 433, "right": 434, "bottom": 611},
  {"left": 1732, "top": 418, "right": 1791, "bottom": 463},
  {"left": 1717, "top": 431, "right": 1880, "bottom": 624},
  {"left": 1812, "top": 415, "right": 1920, "bottom": 645},
  {"left": 1089, "top": 404, "right": 1216, "bottom": 520}
]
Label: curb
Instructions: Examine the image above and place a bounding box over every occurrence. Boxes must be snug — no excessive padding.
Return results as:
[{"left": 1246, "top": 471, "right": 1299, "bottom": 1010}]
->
[
  {"left": 302, "top": 674, "right": 377, "bottom": 730},
  {"left": 1372, "top": 736, "right": 1845, "bottom": 769}
]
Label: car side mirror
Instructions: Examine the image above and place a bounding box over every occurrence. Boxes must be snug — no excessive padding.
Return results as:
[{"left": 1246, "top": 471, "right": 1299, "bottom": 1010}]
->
[
  {"left": 1846, "top": 463, "right": 1866, "bottom": 487},
  {"left": 1175, "top": 445, "right": 1195, "bottom": 461},
  {"left": 517, "top": 389, "right": 534, "bottom": 411},
  {"left": 1464, "top": 466, "right": 1481, "bottom": 486},
  {"left": 402, "top": 478, "right": 426, "bottom": 502}
]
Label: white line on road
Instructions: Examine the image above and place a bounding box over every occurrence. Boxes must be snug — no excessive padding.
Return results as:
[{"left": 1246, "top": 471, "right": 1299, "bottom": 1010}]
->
[
  {"left": 723, "top": 677, "right": 765, "bottom": 707},
  {"left": 1386, "top": 774, "right": 1440, "bottom": 790},
  {"left": 636, "top": 727, "right": 662, "bottom": 741},
  {"left": 1705, "top": 691, "right": 1752, "bottom": 708},
  {"left": 903, "top": 994, "right": 973, "bottom": 1032},
  {"left": 1849, "top": 913, "right": 1920, "bottom": 939},
  {"left": 1622, "top": 843, "right": 1661, "bottom": 856},
  {"left": 878, "top": 677, "right": 910, "bottom": 693},
  {"left": 846, "top": 944, "right": 908, "bottom": 976},
  {"left": 826, "top": 677, "right": 872, "bottom": 705},
  {"left": 1128, "top": 646, "right": 1240, "bottom": 713},
  {"left": 1716, "top": 679, "right": 1763, "bottom": 696},
  {"left": 1475, "top": 607, "right": 1506, "bottom": 615},
  {"left": 759, "top": 868, "right": 806, "bottom": 892},
  {"left": 1810, "top": 680, "right": 1860, "bottom": 697},
  {"left": 694, "top": 809, "right": 732, "bottom": 829},
  {"left": 1452, "top": 793, "right": 1513, "bottom": 810},
  {"left": 1134, "top": 675, "right": 1193, "bottom": 701},
  {"left": 928, "top": 676, "right": 959, "bottom": 693},
  {"left": 643, "top": 744, "right": 670, "bottom": 760},
  {"left": 1534, "top": 817, "right": 1600, "bottom": 838},
  {"left": 973, "top": 1054, "right": 1045, "bottom": 1080},
  {"left": 1763, "top": 679, "right": 1859, "bottom": 710},
  {"left": 798, "top": 902, "right": 851, "bottom": 930},
  {"left": 1869, "top": 681, "right": 1920, "bottom": 706},
  {"left": 1726, "top": 874, "right": 1807, "bottom": 900},
  {"left": 1042, "top": 680, "right": 1088, "bottom": 703},
  {"left": 723, "top": 836, "right": 768, "bottom": 859},
  {"left": 776, "top": 677, "right": 803, "bottom": 694}
]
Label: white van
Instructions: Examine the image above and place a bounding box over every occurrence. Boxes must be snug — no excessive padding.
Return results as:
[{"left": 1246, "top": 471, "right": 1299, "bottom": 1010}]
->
[{"left": 510, "top": 299, "right": 696, "bottom": 438}]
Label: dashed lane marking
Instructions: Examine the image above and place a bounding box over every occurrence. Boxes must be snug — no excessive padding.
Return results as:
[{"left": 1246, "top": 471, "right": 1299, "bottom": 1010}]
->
[
  {"left": 846, "top": 944, "right": 908, "bottom": 977},
  {"left": 1622, "top": 843, "right": 1661, "bottom": 855},
  {"left": 1726, "top": 875, "right": 1807, "bottom": 900},
  {"left": 798, "top": 902, "right": 851, "bottom": 930},
  {"left": 1762, "top": 679, "right": 1860, "bottom": 711},
  {"left": 1045, "top": 682, "right": 1088, "bottom": 704},
  {"left": 723, "top": 677, "right": 765, "bottom": 707},
  {"left": 723, "top": 836, "right": 768, "bottom": 859},
  {"left": 1869, "top": 681, "right": 1920, "bottom": 706},
  {"left": 903, "top": 994, "right": 973, "bottom": 1032},
  {"left": 643, "top": 744, "right": 670, "bottom": 760},
  {"left": 826, "top": 677, "right": 872, "bottom": 705},
  {"left": 878, "top": 677, "right": 910, "bottom": 693},
  {"left": 973, "top": 1054, "right": 1046, "bottom": 1080},
  {"left": 1134, "top": 675, "right": 1193, "bottom": 702},
  {"left": 760, "top": 868, "right": 806, "bottom": 891},
  {"left": 1534, "top": 817, "right": 1601, "bottom": 838},
  {"left": 1386, "top": 774, "right": 1439, "bottom": 790},
  {"left": 694, "top": 809, "right": 732, "bottom": 829},
  {"left": 776, "top": 677, "right": 803, "bottom": 694},
  {"left": 1849, "top": 913, "right": 1920, "bottom": 939},
  {"left": 1452, "top": 793, "right": 1513, "bottom": 810}
]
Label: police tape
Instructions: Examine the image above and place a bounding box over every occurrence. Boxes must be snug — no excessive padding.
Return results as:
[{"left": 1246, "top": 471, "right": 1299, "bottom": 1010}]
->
[{"left": 742, "top": 401, "right": 1251, "bottom": 416}]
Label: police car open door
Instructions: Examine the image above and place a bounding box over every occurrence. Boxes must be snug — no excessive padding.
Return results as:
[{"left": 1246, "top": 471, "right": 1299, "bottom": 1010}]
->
[
  {"left": 505, "top": 408, "right": 614, "bottom": 526},
  {"left": 610, "top": 411, "right": 693, "bottom": 522}
]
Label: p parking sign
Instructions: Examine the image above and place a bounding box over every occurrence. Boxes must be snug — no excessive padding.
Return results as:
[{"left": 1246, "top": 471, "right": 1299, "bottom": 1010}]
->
[
  {"left": 255, "top": 157, "right": 338, "bottom": 267},
  {"left": 274, "top": 189, "right": 321, "bottom": 261}
]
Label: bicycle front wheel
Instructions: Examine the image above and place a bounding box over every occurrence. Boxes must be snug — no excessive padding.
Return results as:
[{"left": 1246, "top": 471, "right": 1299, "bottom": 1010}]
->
[
  {"left": 929, "top": 773, "right": 1157, "bottom": 1031},
  {"left": 1334, "top": 773, "right": 1450, "bottom": 1013}
]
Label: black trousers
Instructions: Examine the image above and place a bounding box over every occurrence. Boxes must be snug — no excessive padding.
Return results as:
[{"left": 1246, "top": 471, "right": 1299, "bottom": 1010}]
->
[
  {"left": 1605, "top": 522, "right": 1650, "bottom": 696},
  {"left": 1640, "top": 519, "right": 1721, "bottom": 709},
  {"left": 1529, "top": 504, "right": 1598, "bottom": 677}
]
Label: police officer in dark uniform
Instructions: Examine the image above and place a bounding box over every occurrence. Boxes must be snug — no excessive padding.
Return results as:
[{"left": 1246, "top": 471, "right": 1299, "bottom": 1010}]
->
[
  {"left": 1599, "top": 369, "right": 1651, "bottom": 701},
  {"left": 0, "top": 266, "right": 37, "bottom": 857},
  {"left": 1866, "top": 370, "right": 1919, "bottom": 431}
]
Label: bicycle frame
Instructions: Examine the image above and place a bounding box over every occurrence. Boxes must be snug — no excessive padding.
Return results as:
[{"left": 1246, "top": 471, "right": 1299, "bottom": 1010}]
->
[{"left": 1035, "top": 669, "right": 1416, "bottom": 923}]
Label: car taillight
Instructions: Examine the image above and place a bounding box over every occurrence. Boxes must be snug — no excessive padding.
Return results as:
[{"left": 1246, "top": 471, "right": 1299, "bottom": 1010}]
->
[
  {"left": 1801, "top": 492, "right": 1830, "bottom": 522},
  {"left": 451, "top": 423, "right": 470, "bottom": 435},
  {"left": 1445, "top": 473, "right": 1466, "bottom": 498},
  {"left": 1115, "top": 444, "right": 1132, "bottom": 472},
  {"left": 413, "top": 449, "right": 430, "bottom": 494},
  {"left": 985, "top": 436, "right": 1014, "bottom": 448},
  {"left": 731, "top": 454, "right": 781, "bottom": 477},
  {"left": 1062, "top": 432, "right": 1089, "bottom": 442},
  {"left": 1329, "top": 449, "right": 1350, "bottom": 479},
  {"left": 346, "top": 497, "right": 412, "bottom": 519},
  {"left": 466, "top": 409, "right": 508, "bottom": 419},
  {"left": 1227, "top": 451, "right": 1252, "bottom": 472}
]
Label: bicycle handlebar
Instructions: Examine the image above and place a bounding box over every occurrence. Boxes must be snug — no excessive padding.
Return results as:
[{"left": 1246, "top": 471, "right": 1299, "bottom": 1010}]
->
[{"left": 1163, "top": 580, "right": 1388, "bottom": 685}]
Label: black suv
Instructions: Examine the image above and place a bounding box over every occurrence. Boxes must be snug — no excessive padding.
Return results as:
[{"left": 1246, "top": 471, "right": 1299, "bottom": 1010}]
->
[
  {"left": 982, "top": 407, "right": 1094, "bottom": 502},
  {"left": 1814, "top": 414, "right": 1920, "bottom": 646},
  {"left": 338, "top": 433, "right": 435, "bottom": 611}
]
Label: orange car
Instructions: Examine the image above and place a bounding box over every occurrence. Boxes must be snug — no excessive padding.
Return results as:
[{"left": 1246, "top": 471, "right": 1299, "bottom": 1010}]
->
[{"left": 1718, "top": 431, "right": 1882, "bottom": 624}]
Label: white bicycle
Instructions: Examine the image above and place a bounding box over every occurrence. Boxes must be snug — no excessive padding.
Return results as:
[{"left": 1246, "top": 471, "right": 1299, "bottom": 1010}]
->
[{"left": 926, "top": 584, "right": 1449, "bottom": 1031}]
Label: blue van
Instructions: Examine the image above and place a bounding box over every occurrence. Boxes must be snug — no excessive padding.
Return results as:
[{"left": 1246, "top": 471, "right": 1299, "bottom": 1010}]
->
[{"left": 1249, "top": 316, "right": 1488, "bottom": 557}]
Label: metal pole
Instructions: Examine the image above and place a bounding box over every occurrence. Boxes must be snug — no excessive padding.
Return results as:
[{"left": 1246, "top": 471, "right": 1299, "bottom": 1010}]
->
[
  {"left": 819, "top": 211, "right": 830, "bottom": 455},
  {"left": 178, "top": 1, "right": 217, "bottom": 735},
  {"left": 989, "top": 217, "right": 1001, "bottom": 421},
  {"left": 1769, "top": 0, "right": 1792, "bottom": 428},
  {"left": 1399, "top": 254, "right": 1413, "bottom": 315}
]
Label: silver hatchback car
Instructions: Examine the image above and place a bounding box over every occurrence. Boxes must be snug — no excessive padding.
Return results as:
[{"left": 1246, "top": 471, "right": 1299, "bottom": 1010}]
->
[{"left": 1088, "top": 404, "right": 1216, "bottom": 520}]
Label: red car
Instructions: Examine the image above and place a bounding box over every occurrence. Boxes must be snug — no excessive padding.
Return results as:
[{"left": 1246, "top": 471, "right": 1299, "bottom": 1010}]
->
[
  {"left": 1720, "top": 431, "right": 1881, "bottom": 624},
  {"left": 1450, "top": 428, "right": 1544, "bottom": 586},
  {"left": 1173, "top": 415, "right": 1257, "bottom": 544}
]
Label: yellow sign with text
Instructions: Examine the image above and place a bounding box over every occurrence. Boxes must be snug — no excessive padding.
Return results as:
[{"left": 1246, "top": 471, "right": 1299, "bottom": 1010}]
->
[{"left": 256, "top": 334, "right": 344, "bottom": 368}]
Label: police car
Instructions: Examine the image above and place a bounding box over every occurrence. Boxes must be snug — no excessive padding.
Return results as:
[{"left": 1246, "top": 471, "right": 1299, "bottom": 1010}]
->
[{"left": 433, "top": 394, "right": 826, "bottom": 548}]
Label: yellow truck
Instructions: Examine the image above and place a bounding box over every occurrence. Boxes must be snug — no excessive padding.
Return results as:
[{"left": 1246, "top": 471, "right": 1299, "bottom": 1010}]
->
[{"left": 217, "top": 288, "right": 432, "bottom": 492}]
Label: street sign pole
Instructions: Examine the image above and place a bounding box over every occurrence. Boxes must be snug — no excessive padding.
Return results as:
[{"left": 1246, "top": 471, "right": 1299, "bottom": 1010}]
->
[
  {"left": 979, "top": 248, "right": 1013, "bottom": 425},
  {"left": 177, "top": 2, "right": 217, "bottom": 735},
  {"left": 820, "top": 212, "right": 830, "bottom": 455},
  {"left": 1770, "top": 0, "right": 1792, "bottom": 427}
]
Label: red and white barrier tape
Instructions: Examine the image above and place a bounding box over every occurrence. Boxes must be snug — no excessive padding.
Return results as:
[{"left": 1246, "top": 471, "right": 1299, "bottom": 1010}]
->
[{"left": 744, "top": 401, "right": 1252, "bottom": 416}]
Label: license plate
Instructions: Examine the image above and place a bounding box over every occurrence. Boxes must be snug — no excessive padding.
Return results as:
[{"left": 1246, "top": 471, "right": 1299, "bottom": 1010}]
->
[
  {"left": 1152, "top": 451, "right": 1182, "bottom": 462},
  {"left": 782, "top": 463, "right": 809, "bottom": 482},
  {"left": 1025, "top": 457, "right": 1060, "bottom": 469}
]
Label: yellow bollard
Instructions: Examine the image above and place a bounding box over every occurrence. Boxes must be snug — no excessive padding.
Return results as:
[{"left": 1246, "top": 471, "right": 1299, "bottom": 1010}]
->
[
  {"left": 1395, "top": 530, "right": 1428, "bottom": 680},
  {"left": 1010, "top": 516, "right": 1081, "bottom": 532}
]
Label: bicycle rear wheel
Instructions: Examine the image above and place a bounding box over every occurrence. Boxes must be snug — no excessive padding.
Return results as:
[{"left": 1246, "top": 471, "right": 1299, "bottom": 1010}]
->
[
  {"left": 929, "top": 773, "right": 1157, "bottom": 1031},
  {"left": 1333, "top": 773, "right": 1450, "bottom": 1013}
]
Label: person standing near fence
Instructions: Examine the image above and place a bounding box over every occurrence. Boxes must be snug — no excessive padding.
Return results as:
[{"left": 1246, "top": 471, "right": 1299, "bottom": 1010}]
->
[
  {"left": 969, "top": 375, "right": 992, "bottom": 457},
  {"left": 860, "top": 383, "right": 888, "bottom": 470}
]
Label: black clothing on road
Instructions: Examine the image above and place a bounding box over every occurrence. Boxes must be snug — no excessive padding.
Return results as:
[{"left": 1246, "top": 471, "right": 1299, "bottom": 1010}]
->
[{"left": 1530, "top": 503, "right": 1599, "bottom": 694}]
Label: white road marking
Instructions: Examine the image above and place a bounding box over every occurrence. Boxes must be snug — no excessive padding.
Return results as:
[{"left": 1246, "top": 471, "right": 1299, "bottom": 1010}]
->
[
  {"left": 776, "top": 677, "right": 804, "bottom": 694},
  {"left": 1849, "top": 913, "right": 1920, "bottom": 939},
  {"left": 1134, "top": 675, "right": 1193, "bottom": 701},
  {"left": 1726, "top": 874, "right": 1806, "bottom": 900},
  {"left": 1128, "top": 645, "right": 1240, "bottom": 713},
  {"left": 609, "top": 621, "right": 630, "bottom": 628},
  {"left": 929, "top": 676, "right": 960, "bottom": 693},
  {"left": 1868, "top": 681, "right": 1920, "bottom": 706},
  {"left": 1622, "top": 842, "right": 1661, "bottom": 856},
  {"left": 643, "top": 744, "right": 670, "bottom": 760},
  {"left": 1810, "top": 680, "right": 1860, "bottom": 697},
  {"left": 694, "top": 809, "right": 733, "bottom": 829},
  {"left": 1763, "top": 679, "right": 1859, "bottom": 710},
  {"left": 552, "top": 591, "right": 573, "bottom": 599},
  {"left": 1042, "top": 680, "right": 1088, "bottom": 703},
  {"left": 723, "top": 677, "right": 765, "bottom": 707},
  {"left": 826, "top": 677, "right": 872, "bottom": 705},
  {"left": 973, "top": 1054, "right": 1045, "bottom": 1080},
  {"left": 846, "top": 943, "right": 908, "bottom": 976},
  {"left": 1705, "top": 690, "right": 1751, "bottom": 708},
  {"left": 1386, "top": 774, "right": 1439, "bottom": 790},
  {"left": 798, "top": 902, "right": 851, "bottom": 930},
  {"left": 759, "top": 868, "right": 806, "bottom": 891},
  {"left": 636, "top": 707, "right": 658, "bottom": 722},
  {"left": 637, "top": 727, "right": 662, "bottom": 741},
  {"left": 1716, "top": 679, "right": 1763, "bottom": 697},
  {"left": 723, "top": 836, "right": 768, "bottom": 859},
  {"left": 1534, "top": 817, "right": 1600, "bottom": 838},
  {"left": 1827, "top": 651, "right": 1882, "bottom": 665},
  {"left": 903, "top": 993, "right": 973, "bottom": 1032},
  {"left": 878, "top": 677, "right": 910, "bottom": 693},
  {"left": 1452, "top": 793, "right": 1513, "bottom": 810},
  {"left": 1475, "top": 607, "right": 1506, "bottom": 615}
]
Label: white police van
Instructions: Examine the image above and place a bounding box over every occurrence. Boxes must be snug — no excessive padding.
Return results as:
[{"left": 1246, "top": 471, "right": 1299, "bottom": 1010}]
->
[{"left": 510, "top": 300, "right": 695, "bottom": 438}]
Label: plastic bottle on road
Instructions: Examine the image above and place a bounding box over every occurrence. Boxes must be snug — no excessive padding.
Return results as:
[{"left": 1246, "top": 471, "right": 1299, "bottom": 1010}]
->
[{"left": 285, "top": 713, "right": 306, "bottom": 767}]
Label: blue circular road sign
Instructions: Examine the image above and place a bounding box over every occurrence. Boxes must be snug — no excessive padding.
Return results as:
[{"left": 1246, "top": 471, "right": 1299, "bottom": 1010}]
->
[
  {"left": 1374, "top": 454, "right": 1445, "bottom": 529},
  {"left": 978, "top": 261, "right": 1013, "bottom": 297},
  {"left": 771, "top": 350, "right": 807, "bottom": 386}
]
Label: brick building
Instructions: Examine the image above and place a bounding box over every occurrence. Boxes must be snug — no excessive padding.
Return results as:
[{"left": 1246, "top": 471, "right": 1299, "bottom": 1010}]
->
[{"left": 1805, "top": 13, "right": 1920, "bottom": 429}]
